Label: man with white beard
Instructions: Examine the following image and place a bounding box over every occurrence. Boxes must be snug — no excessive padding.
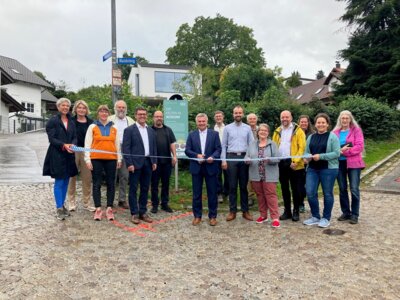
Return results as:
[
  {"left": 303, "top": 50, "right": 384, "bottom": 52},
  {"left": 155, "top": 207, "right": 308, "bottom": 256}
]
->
[{"left": 108, "top": 100, "right": 135, "bottom": 209}]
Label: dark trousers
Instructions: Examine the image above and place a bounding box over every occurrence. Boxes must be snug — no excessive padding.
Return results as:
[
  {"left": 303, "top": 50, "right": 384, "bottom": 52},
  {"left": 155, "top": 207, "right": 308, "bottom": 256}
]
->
[
  {"left": 91, "top": 159, "right": 116, "bottom": 208},
  {"left": 217, "top": 163, "right": 229, "bottom": 196},
  {"left": 151, "top": 162, "right": 172, "bottom": 208},
  {"left": 227, "top": 154, "right": 249, "bottom": 213},
  {"left": 128, "top": 158, "right": 152, "bottom": 216},
  {"left": 279, "top": 159, "right": 304, "bottom": 215},
  {"left": 192, "top": 165, "right": 218, "bottom": 219}
]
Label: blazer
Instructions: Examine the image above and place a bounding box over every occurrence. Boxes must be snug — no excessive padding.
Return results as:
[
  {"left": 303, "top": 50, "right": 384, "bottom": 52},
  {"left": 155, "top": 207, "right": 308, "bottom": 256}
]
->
[
  {"left": 185, "top": 129, "right": 221, "bottom": 176},
  {"left": 122, "top": 123, "right": 157, "bottom": 169},
  {"left": 43, "top": 113, "right": 78, "bottom": 179}
]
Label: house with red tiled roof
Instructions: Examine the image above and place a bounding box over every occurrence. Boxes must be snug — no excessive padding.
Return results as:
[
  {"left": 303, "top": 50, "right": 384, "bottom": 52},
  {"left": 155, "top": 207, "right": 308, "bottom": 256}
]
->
[{"left": 290, "top": 62, "right": 345, "bottom": 105}]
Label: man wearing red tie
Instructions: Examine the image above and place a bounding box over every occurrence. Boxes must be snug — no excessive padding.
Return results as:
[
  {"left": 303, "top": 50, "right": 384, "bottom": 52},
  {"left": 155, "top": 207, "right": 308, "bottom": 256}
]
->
[{"left": 185, "top": 113, "right": 222, "bottom": 226}]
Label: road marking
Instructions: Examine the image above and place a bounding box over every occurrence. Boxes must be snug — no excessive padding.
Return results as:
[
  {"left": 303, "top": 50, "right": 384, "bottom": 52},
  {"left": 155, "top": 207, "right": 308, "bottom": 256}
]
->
[{"left": 110, "top": 210, "right": 193, "bottom": 237}]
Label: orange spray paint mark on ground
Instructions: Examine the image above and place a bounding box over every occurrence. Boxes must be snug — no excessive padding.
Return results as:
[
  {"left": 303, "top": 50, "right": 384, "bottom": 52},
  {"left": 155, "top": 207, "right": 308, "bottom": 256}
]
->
[{"left": 110, "top": 211, "right": 193, "bottom": 237}]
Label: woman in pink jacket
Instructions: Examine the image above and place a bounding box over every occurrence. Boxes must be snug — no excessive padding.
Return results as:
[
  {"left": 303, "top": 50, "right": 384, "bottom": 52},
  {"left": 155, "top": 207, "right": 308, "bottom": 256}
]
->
[{"left": 333, "top": 110, "right": 365, "bottom": 224}]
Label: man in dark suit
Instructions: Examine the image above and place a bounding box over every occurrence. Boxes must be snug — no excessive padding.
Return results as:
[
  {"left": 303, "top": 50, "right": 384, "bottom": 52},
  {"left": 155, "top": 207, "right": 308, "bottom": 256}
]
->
[
  {"left": 185, "top": 113, "right": 221, "bottom": 226},
  {"left": 123, "top": 107, "right": 157, "bottom": 224}
]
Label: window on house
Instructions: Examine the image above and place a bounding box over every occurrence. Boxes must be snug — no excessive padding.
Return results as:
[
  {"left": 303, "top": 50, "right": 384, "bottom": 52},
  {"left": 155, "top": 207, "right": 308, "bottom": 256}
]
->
[
  {"left": 154, "top": 71, "right": 192, "bottom": 94},
  {"left": 314, "top": 87, "right": 323, "bottom": 94},
  {"left": 22, "top": 102, "right": 34, "bottom": 113},
  {"left": 296, "top": 93, "right": 303, "bottom": 100},
  {"left": 10, "top": 68, "right": 21, "bottom": 74}
]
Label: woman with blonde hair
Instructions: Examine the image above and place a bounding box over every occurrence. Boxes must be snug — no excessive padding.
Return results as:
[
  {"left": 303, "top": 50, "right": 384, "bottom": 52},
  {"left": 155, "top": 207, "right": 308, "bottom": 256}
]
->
[
  {"left": 333, "top": 110, "right": 365, "bottom": 224},
  {"left": 84, "top": 105, "right": 122, "bottom": 221},
  {"left": 66, "top": 100, "right": 95, "bottom": 212}
]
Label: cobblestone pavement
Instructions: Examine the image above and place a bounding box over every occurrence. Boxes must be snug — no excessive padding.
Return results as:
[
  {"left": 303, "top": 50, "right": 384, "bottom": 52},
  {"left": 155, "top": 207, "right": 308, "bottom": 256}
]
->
[
  {"left": 0, "top": 132, "right": 399, "bottom": 299},
  {"left": 0, "top": 182, "right": 399, "bottom": 299}
]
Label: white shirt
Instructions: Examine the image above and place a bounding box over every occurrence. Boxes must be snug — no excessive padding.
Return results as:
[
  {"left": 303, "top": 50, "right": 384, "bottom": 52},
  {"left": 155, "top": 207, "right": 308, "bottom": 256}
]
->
[
  {"left": 214, "top": 123, "right": 225, "bottom": 143},
  {"left": 279, "top": 123, "right": 294, "bottom": 157},
  {"left": 138, "top": 123, "right": 150, "bottom": 156},
  {"left": 199, "top": 129, "right": 207, "bottom": 155},
  {"left": 114, "top": 117, "right": 129, "bottom": 143}
]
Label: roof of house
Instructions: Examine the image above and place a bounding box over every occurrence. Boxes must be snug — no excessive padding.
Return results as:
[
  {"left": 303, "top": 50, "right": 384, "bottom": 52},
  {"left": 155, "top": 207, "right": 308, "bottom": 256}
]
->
[
  {"left": 1, "top": 67, "right": 14, "bottom": 85},
  {"left": 1, "top": 88, "right": 26, "bottom": 112},
  {"left": 323, "top": 67, "right": 345, "bottom": 85},
  {"left": 0, "top": 55, "right": 53, "bottom": 88},
  {"left": 41, "top": 89, "right": 58, "bottom": 103},
  {"left": 290, "top": 77, "right": 330, "bottom": 104},
  {"left": 138, "top": 63, "right": 192, "bottom": 71}
]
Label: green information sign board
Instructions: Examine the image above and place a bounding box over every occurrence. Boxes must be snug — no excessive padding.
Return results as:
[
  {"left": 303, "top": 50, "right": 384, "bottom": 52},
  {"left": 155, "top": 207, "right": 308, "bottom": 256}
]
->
[{"left": 163, "top": 99, "right": 188, "bottom": 157}]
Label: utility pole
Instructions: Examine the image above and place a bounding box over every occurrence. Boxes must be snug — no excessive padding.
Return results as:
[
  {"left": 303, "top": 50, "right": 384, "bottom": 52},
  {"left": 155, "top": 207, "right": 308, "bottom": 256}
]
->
[{"left": 111, "top": 0, "right": 120, "bottom": 104}]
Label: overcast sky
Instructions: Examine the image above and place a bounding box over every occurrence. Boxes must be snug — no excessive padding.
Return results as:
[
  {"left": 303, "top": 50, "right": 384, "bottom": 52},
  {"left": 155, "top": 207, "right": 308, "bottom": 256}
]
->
[{"left": 0, "top": 0, "right": 349, "bottom": 91}]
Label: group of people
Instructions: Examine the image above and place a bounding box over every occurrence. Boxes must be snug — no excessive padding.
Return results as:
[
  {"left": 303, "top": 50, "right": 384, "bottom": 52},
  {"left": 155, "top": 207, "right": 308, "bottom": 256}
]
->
[
  {"left": 43, "top": 98, "right": 176, "bottom": 223},
  {"left": 43, "top": 99, "right": 365, "bottom": 229}
]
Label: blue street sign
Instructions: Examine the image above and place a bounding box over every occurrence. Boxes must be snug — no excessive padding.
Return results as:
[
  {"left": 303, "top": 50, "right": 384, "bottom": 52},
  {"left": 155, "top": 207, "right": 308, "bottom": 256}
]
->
[
  {"left": 117, "top": 57, "right": 137, "bottom": 65},
  {"left": 103, "top": 50, "right": 112, "bottom": 62}
]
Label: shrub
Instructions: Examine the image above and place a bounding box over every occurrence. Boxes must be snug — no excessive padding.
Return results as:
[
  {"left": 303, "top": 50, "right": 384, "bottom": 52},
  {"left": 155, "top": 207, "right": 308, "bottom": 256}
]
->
[{"left": 337, "top": 94, "right": 399, "bottom": 139}]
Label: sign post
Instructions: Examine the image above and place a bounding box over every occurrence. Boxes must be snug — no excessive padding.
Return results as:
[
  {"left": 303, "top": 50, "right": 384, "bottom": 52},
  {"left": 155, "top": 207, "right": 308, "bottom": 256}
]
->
[{"left": 163, "top": 99, "right": 188, "bottom": 191}]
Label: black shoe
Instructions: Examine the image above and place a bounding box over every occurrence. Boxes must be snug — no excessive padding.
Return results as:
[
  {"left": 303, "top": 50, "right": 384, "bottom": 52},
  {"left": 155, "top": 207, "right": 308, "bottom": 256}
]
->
[
  {"left": 161, "top": 205, "right": 173, "bottom": 213},
  {"left": 279, "top": 212, "right": 292, "bottom": 220},
  {"left": 292, "top": 211, "right": 300, "bottom": 222},
  {"left": 150, "top": 206, "right": 158, "bottom": 214},
  {"left": 349, "top": 215, "right": 358, "bottom": 224},
  {"left": 337, "top": 214, "right": 351, "bottom": 221}
]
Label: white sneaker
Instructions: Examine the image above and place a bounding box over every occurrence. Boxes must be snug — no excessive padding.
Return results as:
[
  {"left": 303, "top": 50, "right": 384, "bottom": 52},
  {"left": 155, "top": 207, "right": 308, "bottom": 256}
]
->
[
  {"left": 318, "top": 218, "right": 330, "bottom": 228},
  {"left": 303, "top": 217, "right": 320, "bottom": 226},
  {"left": 83, "top": 205, "right": 96, "bottom": 212}
]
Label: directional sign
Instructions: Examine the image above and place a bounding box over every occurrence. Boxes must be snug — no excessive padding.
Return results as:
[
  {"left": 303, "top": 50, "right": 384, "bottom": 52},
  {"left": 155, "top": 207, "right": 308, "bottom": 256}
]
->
[
  {"left": 117, "top": 57, "right": 137, "bottom": 65},
  {"left": 103, "top": 50, "right": 112, "bottom": 62}
]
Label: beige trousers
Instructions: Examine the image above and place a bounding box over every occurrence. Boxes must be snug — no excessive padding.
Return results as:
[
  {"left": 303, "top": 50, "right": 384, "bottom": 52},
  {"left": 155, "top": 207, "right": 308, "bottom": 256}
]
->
[{"left": 67, "top": 152, "right": 92, "bottom": 207}]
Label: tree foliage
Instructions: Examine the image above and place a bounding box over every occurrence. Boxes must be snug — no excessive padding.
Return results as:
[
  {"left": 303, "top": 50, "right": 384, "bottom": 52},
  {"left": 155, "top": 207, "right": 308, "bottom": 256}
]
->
[
  {"left": 166, "top": 14, "right": 265, "bottom": 70},
  {"left": 285, "top": 71, "right": 302, "bottom": 88},
  {"left": 336, "top": 0, "right": 400, "bottom": 107},
  {"left": 219, "top": 65, "right": 278, "bottom": 102},
  {"left": 316, "top": 70, "right": 325, "bottom": 79},
  {"left": 337, "top": 94, "right": 400, "bottom": 139}
]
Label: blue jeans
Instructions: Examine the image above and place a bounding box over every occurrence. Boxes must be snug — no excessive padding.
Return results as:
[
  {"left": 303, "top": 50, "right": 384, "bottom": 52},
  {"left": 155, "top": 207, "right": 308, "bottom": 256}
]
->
[
  {"left": 337, "top": 160, "right": 361, "bottom": 217},
  {"left": 54, "top": 177, "right": 70, "bottom": 208},
  {"left": 306, "top": 168, "right": 338, "bottom": 220}
]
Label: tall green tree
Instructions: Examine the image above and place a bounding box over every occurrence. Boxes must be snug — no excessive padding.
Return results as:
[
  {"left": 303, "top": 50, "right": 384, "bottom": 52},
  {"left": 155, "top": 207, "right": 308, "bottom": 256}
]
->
[
  {"left": 166, "top": 14, "right": 265, "bottom": 69},
  {"left": 120, "top": 51, "right": 149, "bottom": 82},
  {"left": 219, "top": 65, "right": 278, "bottom": 101},
  {"left": 285, "top": 71, "right": 302, "bottom": 88},
  {"left": 336, "top": 0, "right": 400, "bottom": 107}
]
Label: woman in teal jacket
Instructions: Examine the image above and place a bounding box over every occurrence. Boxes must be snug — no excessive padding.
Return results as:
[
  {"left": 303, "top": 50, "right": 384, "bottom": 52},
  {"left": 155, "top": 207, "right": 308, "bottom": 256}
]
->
[{"left": 303, "top": 113, "right": 340, "bottom": 228}]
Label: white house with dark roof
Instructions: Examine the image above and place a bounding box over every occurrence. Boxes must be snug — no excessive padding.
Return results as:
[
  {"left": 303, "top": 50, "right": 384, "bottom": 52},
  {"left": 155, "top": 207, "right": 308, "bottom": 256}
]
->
[
  {"left": 0, "top": 55, "right": 57, "bottom": 133},
  {"left": 127, "top": 63, "right": 201, "bottom": 104}
]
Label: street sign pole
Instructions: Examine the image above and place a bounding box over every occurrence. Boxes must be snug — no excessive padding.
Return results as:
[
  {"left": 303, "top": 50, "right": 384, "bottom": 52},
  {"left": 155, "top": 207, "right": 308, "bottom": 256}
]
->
[{"left": 111, "top": 0, "right": 118, "bottom": 105}]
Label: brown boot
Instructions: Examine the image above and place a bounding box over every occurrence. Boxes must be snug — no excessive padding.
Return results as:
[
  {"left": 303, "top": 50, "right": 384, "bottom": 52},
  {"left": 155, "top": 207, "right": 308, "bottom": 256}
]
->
[
  {"left": 242, "top": 211, "right": 253, "bottom": 221},
  {"left": 226, "top": 212, "right": 237, "bottom": 221},
  {"left": 192, "top": 218, "right": 202, "bottom": 226}
]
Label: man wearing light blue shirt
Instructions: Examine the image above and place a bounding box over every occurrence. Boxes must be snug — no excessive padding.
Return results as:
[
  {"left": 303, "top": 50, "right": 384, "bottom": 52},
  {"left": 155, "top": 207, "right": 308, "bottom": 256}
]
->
[{"left": 221, "top": 105, "right": 254, "bottom": 221}]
